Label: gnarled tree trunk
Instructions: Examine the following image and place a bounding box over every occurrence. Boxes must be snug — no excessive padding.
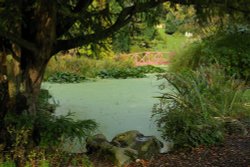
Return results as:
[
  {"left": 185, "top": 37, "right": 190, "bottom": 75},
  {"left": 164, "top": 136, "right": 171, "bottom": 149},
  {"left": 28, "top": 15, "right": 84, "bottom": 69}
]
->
[
  {"left": 19, "top": 0, "right": 56, "bottom": 115},
  {"left": 0, "top": 2, "right": 57, "bottom": 157},
  {"left": 21, "top": 53, "right": 48, "bottom": 115}
]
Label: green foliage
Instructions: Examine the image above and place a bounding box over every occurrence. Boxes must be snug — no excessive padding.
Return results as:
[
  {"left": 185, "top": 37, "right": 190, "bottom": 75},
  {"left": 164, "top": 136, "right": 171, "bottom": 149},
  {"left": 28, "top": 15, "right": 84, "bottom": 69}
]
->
[
  {"left": 155, "top": 29, "right": 188, "bottom": 53},
  {"left": 0, "top": 147, "right": 94, "bottom": 167},
  {"left": 46, "top": 56, "right": 165, "bottom": 81},
  {"left": 153, "top": 106, "right": 223, "bottom": 148},
  {"left": 201, "top": 30, "right": 250, "bottom": 80},
  {"left": 36, "top": 90, "right": 97, "bottom": 146},
  {"left": 142, "top": 26, "right": 158, "bottom": 41},
  {"left": 112, "top": 25, "right": 131, "bottom": 53},
  {"left": 0, "top": 160, "right": 15, "bottom": 167},
  {"left": 130, "top": 25, "right": 161, "bottom": 52},
  {"left": 170, "top": 41, "right": 203, "bottom": 71},
  {"left": 170, "top": 29, "right": 250, "bottom": 80},
  {"left": 165, "top": 13, "right": 178, "bottom": 35},
  {"left": 37, "top": 89, "right": 57, "bottom": 113},
  {"left": 98, "top": 65, "right": 165, "bottom": 79},
  {"left": 5, "top": 110, "right": 97, "bottom": 148},
  {"left": 37, "top": 112, "right": 97, "bottom": 146},
  {"left": 163, "top": 4, "right": 197, "bottom": 35},
  {"left": 98, "top": 68, "right": 146, "bottom": 79},
  {"left": 0, "top": 88, "right": 97, "bottom": 166},
  {"left": 136, "top": 65, "right": 166, "bottom": 73},
  {"left": 152, "top": 66, "right": 249, "bottom": 149},
  {"left": 45, "top": 55, "right": 134, "bottom": 81},
  {"left": 47, "top": 72, "right": 86, "bottom": 83},
  {"left": 77, "top": 40, "right": 116, "bottom": 59}
]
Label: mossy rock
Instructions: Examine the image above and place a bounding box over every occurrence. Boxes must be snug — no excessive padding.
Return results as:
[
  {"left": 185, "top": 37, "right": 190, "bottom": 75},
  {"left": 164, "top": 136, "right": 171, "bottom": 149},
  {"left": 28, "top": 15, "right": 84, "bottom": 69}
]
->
[
  {"left": 86, "top": 131, "right": 163, "bottom": 166},
  {"left": 215, "top": 117, "right": 248, "bottom": 136},
  {"left": 86, "top": 134, "right": 137, "bottom": 166},
  {"left": 111, "top": 130, "right": 163, "bottom": 159}
]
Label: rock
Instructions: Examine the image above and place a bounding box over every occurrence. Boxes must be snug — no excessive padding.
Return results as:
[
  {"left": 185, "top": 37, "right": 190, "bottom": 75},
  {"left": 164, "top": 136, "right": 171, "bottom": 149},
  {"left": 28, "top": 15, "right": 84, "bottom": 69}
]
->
[
  {"left": 111, "top": 130, "right": 163, "bottom": 159},
  {"left": 86, "top": 131, "right": 163, "bottom": 166},
  {"left": 86, "top": 134, "right": 137, "bottom": 166},
  {"left": 111, "top": 130, "right": 143, "bottom": 147},
  {"left": 224, "top": 119, "right": 248, "bottom": 136},
  {"left": 86, "top": 134, "right": 108, "bottom": 153},
  {"left": 111, "top": 147, "right": 138, "bottom": 166},
  {"left": 215, "top": 117, "right": 248, "bottom": 136}
]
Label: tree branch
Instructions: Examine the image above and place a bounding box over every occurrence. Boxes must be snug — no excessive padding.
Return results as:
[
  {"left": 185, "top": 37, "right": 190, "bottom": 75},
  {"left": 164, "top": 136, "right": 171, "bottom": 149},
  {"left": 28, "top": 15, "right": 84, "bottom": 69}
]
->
[
  {"left": 53, "top": 0, "right": 167, "bottom": 55},
  {"left": 56, "top": 0, "right": 93, "bottom": 38},
  {"left": 73, "top": 0, "right": 93, "bottom": 13},
  {"left": 0, "top": 30, "right": 38, "bottom": 53},
  {"left": 54, "top": 0, "right": 250, "bottom": 55}
]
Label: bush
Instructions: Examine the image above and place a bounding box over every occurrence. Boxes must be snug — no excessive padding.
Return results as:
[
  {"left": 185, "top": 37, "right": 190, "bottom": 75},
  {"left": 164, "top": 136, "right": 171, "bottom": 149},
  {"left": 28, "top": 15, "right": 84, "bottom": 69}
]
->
[
  {"left": 170, "top": 29, "right": 250, "bottom": 80},
  {"left": 170, "top": 41, "right": 203, "bottom": 72},
  {"left": 152, "top": 66, "right": 249, "bottom": 149}
]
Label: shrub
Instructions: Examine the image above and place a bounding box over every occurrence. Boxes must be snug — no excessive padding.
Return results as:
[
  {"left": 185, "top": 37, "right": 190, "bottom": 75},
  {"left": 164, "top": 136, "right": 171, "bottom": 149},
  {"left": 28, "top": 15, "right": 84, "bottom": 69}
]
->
[
  {"left": 152, "top": 66, "right": 249, "bottom": 149},
  {"left": 170, "top": 29, "right": 250, "bottom": 80},
  {"left": 170, "top": 41, "right": 203, "bottom": 72},
  {"left": 1, "top": 89, "right": 97, "bottom": 166},
  {"left": 0, "top": 146, "right": 94, "bottom": 167},
  {"left": 37, "top": 89, "right": 97, "bottom": 147}
]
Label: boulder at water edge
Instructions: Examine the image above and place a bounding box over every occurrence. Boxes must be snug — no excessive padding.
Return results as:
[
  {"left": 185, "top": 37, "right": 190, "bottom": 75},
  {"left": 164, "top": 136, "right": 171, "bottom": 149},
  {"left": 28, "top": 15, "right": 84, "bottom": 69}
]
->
[
  {"left": 111, "top": 130, "right": 163, "bottom": 159},
  {"left": 86, "top": 130, "right": 163, "bottom": 166}
]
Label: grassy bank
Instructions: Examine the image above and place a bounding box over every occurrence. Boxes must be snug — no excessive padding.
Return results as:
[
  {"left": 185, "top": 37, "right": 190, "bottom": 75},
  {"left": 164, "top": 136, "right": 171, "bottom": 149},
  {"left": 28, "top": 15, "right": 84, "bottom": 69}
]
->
[{"left": 45, "top": 55, "right": 166, "bottom": 83}]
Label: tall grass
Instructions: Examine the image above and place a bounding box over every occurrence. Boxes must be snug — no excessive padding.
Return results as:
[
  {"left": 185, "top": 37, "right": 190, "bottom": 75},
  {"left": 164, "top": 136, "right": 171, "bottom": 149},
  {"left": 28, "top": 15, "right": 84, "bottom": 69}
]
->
[
  {"left": 169, "top": 41, "right": 203, "bottom": 72},
  {"left": 152, "top": 66, "right": 249, "bottom": 148}
]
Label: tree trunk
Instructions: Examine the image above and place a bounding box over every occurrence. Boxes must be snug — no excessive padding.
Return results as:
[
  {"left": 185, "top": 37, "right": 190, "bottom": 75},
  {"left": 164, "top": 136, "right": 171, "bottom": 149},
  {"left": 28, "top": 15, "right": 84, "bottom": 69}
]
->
[
  {"left": 20, "top": 0, "right": 56, "bottom": 115},
  {"left": 22, "top": 55, "right": 48, "bottom": 115},
  {"left": 0, "top": 0, "right": 56, "bottom": 154},
  {"left": 0, "top": 52, "right": 8, "bottom": 121}
]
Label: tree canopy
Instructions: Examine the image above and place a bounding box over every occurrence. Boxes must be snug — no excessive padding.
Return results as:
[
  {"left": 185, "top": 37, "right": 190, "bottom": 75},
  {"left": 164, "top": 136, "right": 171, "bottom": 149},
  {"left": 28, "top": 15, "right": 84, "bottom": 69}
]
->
[
  {"left": 0, "top": 0, "right": 249, "bottom": 56},
  {"left": 0, "top": 0, "right": 167, "bottom": 56}
]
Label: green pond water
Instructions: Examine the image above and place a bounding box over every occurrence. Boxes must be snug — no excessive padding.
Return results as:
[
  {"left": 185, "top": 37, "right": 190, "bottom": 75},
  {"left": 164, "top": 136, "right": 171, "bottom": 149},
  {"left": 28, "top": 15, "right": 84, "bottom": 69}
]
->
[{"left": 42, "top": 75, "right": 171, "bottom": 152}]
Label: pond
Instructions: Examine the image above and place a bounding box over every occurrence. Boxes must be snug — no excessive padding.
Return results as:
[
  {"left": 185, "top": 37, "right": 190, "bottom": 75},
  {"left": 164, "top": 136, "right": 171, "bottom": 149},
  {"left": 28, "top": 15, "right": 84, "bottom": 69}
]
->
[{"left": 42, "top": 74, "right": 171, "bottom": 152}]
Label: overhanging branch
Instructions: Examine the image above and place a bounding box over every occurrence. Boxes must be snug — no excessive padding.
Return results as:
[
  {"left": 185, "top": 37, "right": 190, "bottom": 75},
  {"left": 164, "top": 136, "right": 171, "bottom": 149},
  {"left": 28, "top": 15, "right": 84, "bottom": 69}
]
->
[
  {"left": 56, "top": 0, "right": 93, "bottom": 38},
  {"left": 53, "top": 0, "right": 249, "bottom": 55},
  {"left": 53, "top": 0, "right": 167, "bottom": 55},
  {"left": 0, "top": 30, "right": 38, "bottom": 53},
  {"left": 73, "top": 0, "right": 93, "bottom": 13}
]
